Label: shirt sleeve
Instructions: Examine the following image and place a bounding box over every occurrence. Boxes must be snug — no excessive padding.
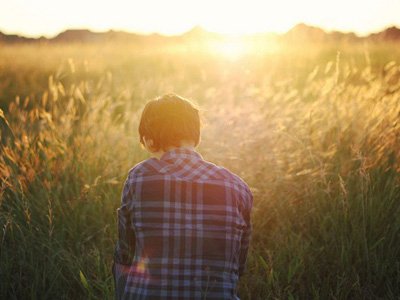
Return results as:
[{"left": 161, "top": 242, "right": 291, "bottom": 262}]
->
[
  {"left": 114, "top": 174, "right": 136, "bottom": 266},
  {"left": 239, "top": 187, "right": 253, "bottom": 277}
]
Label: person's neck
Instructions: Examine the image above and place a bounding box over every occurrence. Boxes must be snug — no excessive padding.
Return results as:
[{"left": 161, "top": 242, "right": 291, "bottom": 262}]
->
[{"left": 152, "top": 142, "right": 196, "bottom": 159}]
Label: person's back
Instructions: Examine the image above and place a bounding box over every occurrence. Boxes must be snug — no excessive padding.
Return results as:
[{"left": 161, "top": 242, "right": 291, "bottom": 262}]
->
[{"left": 114, "top": 94, "right": 253, "bottom": 300}]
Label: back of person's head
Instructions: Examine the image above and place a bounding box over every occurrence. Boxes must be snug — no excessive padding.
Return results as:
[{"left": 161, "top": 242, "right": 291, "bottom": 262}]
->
[{"left": 138, "top": 93, "right": 200, "bottom": 152}]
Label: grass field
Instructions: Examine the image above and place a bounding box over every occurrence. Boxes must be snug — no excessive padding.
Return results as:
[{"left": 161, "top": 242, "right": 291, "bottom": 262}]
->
[{"left": 0, "top": 41, "right": 399, "bottom": 299}]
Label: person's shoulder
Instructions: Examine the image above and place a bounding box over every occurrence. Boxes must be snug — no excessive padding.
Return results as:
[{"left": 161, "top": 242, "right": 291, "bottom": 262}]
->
[
  {"left": 223, "top": 167, "right": 252, "bottom": 193},
  {"left": 126, "top": 158, "right": 159, "bottom": 180},
  {"left": 203, "top": 159, "right": 252, "bottom": 196}
]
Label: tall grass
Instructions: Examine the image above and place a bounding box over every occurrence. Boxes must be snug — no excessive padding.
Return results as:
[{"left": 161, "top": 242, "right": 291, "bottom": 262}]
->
[{"left": 0, "top": 43, "right": 399, "bottom": 299}]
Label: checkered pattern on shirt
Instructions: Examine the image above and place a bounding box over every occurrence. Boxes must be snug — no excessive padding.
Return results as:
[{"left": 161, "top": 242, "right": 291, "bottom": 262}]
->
[{"left": 114, "top": 148, "right": 253, "bottom": 300}]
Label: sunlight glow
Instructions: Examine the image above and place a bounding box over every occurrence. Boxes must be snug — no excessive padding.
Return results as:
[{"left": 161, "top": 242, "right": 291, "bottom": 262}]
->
[
  {"left": 210, "top": 38, "right": 248, "bottom": 60},
  {"left": 205, "top": 37, "right": 282, "bottom": 59}
]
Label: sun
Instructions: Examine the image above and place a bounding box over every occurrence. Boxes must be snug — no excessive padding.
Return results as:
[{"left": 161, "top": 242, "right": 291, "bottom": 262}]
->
[
  {"left": 210, "top": 38, "right": 248, "bottom": 59},
  {"left": 205, "top": 35, "right": 280, "bottom": 59}
]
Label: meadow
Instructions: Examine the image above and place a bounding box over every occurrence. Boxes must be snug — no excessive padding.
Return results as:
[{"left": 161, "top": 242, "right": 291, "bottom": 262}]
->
[{"left": 0, "top": 40, "right": 399, "bottom": 299}]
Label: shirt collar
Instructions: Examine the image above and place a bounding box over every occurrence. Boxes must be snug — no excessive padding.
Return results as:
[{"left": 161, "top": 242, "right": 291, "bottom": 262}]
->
[{"left": 160, "top": 147, "right": 203, "bottom": 164}]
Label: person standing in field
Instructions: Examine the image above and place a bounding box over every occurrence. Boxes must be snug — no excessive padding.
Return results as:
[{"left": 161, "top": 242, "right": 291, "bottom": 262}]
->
[{"left": 113, "top": 94, "right": 253, "bottom": 300}]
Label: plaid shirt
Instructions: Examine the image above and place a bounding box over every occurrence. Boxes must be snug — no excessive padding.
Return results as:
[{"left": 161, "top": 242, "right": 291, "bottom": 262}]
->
[{"left": 114, "top": 148, "right": 253, "bottom": 300}]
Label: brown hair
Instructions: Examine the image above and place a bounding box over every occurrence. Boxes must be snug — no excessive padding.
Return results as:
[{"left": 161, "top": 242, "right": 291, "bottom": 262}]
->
[{"left": 138, "top": 94, "right": 200, "bottom": 152}]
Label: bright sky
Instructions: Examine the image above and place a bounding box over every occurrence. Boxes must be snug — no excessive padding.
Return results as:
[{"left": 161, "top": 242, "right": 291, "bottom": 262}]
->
[{"left": 1, "top": 0, "right": 400, "bottom": 38}]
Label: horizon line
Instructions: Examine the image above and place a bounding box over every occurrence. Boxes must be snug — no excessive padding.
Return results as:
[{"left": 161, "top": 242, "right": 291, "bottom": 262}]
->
[{"left": 2, "top": 22, "right": 400, "bottom": 40}]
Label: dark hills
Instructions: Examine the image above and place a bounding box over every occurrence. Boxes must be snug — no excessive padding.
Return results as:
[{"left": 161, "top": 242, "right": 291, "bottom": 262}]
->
[
  {"left": 368, "top": 26, "right": 400, "bottom": 42},
  {"left": 282, "top": 23, "right": 360, "bottom": 43},
  {"left": 0, "top": 23, "right": 399, "bottom": 44}
]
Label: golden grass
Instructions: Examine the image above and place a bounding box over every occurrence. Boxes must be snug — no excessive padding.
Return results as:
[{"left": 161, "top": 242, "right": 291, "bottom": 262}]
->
[{"left": 0, "top": 42, "right": 399, "bottom": 299}]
